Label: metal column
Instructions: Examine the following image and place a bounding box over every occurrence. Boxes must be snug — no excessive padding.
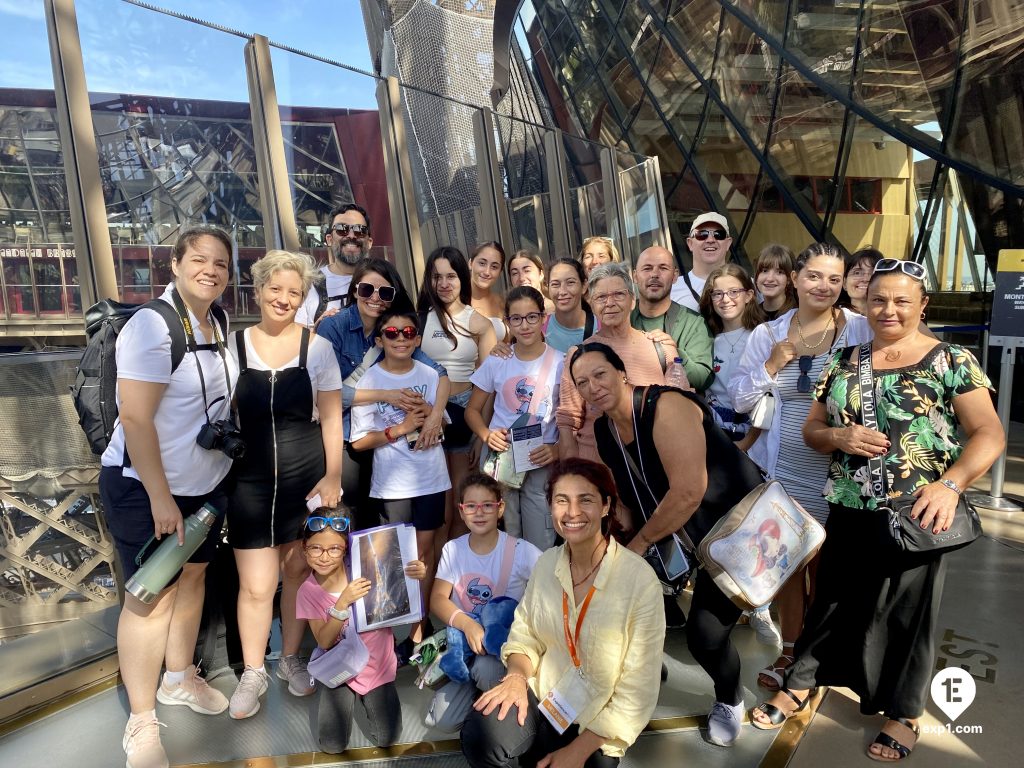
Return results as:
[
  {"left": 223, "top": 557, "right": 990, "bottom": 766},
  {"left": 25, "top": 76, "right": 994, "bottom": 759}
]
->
[
  {"left": 600, "top": 147, "right": 628, "bottom": 263},
  {"left": 244, "top": 34, "right": 300, "bottom": 252},
  {"left": 44, "top": 0, "right": 118, "bottom": 308},
  {"left": 543, "top": 130, "right": 572, "bottom": 258},
  {"left": 969, "top": 342, "right": 1023, "bottom": 511},
  {"left": 472, "top": 109, "right": 514, "bottom": 251}
]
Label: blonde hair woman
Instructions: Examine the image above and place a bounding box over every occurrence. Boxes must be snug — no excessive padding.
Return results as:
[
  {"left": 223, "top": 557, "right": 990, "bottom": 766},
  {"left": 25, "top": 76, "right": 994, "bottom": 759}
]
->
[
  {"left": 579, "top": 235, "right": 620, "bottom": 277},
  {"left": 226, "top": 249, "right": 344, "bottom": 718}
]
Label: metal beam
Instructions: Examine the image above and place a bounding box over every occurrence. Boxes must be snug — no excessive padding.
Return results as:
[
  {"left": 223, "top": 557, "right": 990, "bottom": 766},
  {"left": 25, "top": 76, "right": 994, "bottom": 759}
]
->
[
  {"left": 44, "top": 0, "right": 118, "bottom": 308},
  {"left": 244, "top": 34, "right": 300, "bottom": 252},
  {"left": 543, "top": 130, "right": 572, "bottom": 258},
  {"left": 377, "top": 76, "right": 425, "bottom": 292},
  {"left": 600, "top": 147, "right": 628, "bottom": 262},
  {"left": 472, "top": 108, "right": 515, "bottom": 250}
]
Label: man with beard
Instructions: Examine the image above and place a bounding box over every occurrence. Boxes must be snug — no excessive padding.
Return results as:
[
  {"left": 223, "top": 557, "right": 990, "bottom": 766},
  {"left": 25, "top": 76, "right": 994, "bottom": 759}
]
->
[
  {"left": 296, "top": 203, "right": 374, "bottom": 326},
  {"left": 671, "top": 212, "right": 732, "bottom": 313},
  {"left": 631, "top": 245, "right": 714, "bottom": 391}
]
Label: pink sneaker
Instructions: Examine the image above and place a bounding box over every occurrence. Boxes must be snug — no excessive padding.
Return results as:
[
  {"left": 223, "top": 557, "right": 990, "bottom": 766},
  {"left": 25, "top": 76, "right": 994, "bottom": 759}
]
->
[
  {"left": 123, "top": 713, "right": 168, "bottom": 768},
  {"left": 156, "top": 664, "right": 228, "bottom": 715}
]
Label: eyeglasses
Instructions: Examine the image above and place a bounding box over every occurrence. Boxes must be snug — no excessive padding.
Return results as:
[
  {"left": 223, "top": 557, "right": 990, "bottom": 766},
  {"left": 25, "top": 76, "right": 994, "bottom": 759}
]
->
[
  {"left": 459, "top": 501, "right": 502, "bottom": 514},
  {"left": 796, "top": 355, "right": 814, "bottom": 394},
  {"left": 506, "top": 311, "right": 544, "bottom": 327},
  {"left": 355, "top": 282, "right": 397, "bottom": 302},
  {"left": 305, "top": 544, "right": 345, "bottom": 558},
  {"left": 331, "top": 223, "right": 369, "bottom": 237},
  {"left": 590, "top": 289, "right": 631, "bottom": 306},
  {"left": 306, "top": 516, "right": 351, "bottom": 533},
  {"left": 382, "top": 325, "right": 418, "bottom": 340},
  {"left": 690, "top": 229, "right": 729, "bottom": 242},
  {"left": 710, "top": 288, "right": 748, "bottom": 303},
  {"left": 873, "top": 258, "right": 925, "bottom": 281}
]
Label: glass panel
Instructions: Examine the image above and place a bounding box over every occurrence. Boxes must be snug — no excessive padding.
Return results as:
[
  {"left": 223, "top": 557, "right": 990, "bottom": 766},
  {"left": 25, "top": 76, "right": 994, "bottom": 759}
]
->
[
  {"left": 712, "top": 11, "right": 778, "bottom": 150},
  {"left": 664, "top": 0, "right": 722, "bottom": 81},
  {"left": 78, "top": 0, "right": 265, "bottom": 319}
]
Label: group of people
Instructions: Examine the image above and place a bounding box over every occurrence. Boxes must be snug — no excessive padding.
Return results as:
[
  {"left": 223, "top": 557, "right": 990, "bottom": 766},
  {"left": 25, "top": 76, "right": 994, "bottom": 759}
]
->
[{"left": 99, "top": 204, "right": 1004, "bottom": 768}]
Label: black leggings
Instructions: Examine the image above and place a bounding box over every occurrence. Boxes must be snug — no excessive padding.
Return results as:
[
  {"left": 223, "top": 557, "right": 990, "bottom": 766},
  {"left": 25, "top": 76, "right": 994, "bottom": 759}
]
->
[
  {"left": 686, "top": 568, "right": 744, "bottom": 705},
  {"left": 313, "top": 680, "right": 401, "bottom": 753}
]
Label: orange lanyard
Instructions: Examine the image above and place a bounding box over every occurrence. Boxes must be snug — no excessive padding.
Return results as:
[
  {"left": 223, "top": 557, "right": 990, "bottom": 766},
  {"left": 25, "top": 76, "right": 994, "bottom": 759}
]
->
[{"left": 562, "top": 586, "right": 597, "bottom": 670}]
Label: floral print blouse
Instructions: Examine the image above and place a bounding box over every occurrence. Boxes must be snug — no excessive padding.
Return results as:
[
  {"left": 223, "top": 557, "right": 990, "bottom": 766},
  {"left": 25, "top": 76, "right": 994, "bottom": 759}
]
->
[{"left": 814, "top": 343, "right": 992, "bottom": 510}]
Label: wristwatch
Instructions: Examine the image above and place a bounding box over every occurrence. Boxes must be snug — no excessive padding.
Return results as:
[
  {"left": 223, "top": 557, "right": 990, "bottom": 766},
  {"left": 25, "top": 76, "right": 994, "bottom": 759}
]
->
[
  {"left": 328, "top": 606, "right": 350, "bottom": 621},
  {"left": 939, "top": 478, "right": 963, "bottom": 495}
]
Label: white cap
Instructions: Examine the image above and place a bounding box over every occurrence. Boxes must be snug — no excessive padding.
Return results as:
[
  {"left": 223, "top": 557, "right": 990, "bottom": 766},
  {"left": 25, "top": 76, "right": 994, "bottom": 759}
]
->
[{"left": 690, "top": 212, "right": 729, "bottom": 236}]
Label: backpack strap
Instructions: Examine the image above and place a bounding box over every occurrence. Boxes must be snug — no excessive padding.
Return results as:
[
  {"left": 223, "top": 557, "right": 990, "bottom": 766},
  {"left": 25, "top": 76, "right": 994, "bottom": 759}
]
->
[
  {"left": 494, "top": 533, "right": 519, "bottom": 597},
  {"left": 144, "top": 300, "right": 188, "bottom": 374},
  {"left": 299, "top": 326, "right": 311, "bottom": 370},
  {"left": 654, "top": 340, "right": 667, "bottom": 373},
  {"left": 583, "top": 309, "right": 595, "bottom": 339},
  {"left": 234, "top": 329, "right": 248, "bottom": 373},
  {"left": 679, "top": 269, "right": 701, "bottom": 305}
]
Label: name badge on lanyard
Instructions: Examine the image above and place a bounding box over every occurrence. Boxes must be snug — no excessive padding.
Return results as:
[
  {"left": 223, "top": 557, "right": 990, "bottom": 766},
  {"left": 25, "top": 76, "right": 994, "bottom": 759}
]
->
[{"left": 539, "top": 588, "right": 597, "bottom": 734}]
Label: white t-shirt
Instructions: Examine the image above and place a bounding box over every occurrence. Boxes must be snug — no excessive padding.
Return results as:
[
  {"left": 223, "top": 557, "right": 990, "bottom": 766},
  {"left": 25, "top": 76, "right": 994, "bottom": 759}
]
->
[
  {"left": 469, "top": 344, "right": 563, "bottom": 444},
  {"left": 227, "top": 328, "right": 342, "bottom": 421},
  {"left": 295, "top": 266, "right": 352, "bottom": 326},
  {"left": 101, "top": 287, "right": 238, "bottom": 496},
  {"left": 436, "top": 532, "right": 541, "bottom": 615},
  {"left": 706, "top": 327, "right": 753, "bottom": 435},
  {"left": 350, "top": 360, "right": 451, "bottom": 499},
  {"left": 670, "top": 270, "right": 706, "bottom": 312}
]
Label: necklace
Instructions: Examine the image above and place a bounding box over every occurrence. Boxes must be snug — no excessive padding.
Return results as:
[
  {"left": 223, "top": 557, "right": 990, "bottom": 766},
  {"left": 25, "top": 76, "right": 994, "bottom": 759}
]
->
[
  {"left": 718, "top": 327, "right": 747, "bottom": 356},
  {"left": 570, "top": 540, "right": 608, "bottom": 587},
  {"left": 795, "top": 309, "right": 835, "bottom": 350}
]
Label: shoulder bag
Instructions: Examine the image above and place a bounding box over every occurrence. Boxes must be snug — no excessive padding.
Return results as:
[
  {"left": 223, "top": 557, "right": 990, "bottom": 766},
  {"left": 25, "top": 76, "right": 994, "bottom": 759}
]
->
[
  {"left": 307, "top": 620, "right": 370, "bottom": 688},
  {"left": 748, "top": 323, "right": 778, "bottom": 430},
  {"left": 857, "top": 342, "right": 982, "bottom": 553}
]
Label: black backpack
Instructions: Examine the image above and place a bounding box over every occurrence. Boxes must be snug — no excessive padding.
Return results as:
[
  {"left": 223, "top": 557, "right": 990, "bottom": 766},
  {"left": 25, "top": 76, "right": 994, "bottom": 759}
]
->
[{"left": 71, "top": 298, "right": 226, "bottom": 455}]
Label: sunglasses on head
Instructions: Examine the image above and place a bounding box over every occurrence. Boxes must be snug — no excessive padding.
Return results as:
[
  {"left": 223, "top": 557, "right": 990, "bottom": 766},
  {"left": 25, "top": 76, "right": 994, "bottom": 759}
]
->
[
  {"left": 873, "top": 258, "right": 925, "bottom": 281},
  {"left": 355, "top": 282, "right": 397, "bottom": 302},
  {"left": 331, "top": 223, "right": 369, "bottom": 237},
  {"left": 382, "top": 325, "right": 418, "bottom": 340},
  {"left": 797, "top": 355, "right": 814, "bottom": 394},
  {"left": 305, "top": 515, "right": 350, "bottom": 533},
  {"left": 690, "top": 228, "right": 728, "bottom": 242}
]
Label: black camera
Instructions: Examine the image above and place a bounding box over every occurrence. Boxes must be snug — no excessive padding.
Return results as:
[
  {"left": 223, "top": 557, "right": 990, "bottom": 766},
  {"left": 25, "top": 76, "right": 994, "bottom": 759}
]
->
[{"left": 196, "top": 419, "right": 246, "bottom": 459}]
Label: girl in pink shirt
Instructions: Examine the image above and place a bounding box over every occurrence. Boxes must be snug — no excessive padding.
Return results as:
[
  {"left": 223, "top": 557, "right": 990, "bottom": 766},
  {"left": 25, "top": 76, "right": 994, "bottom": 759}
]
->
[{"left": 296, "top": 508, "right": 425, "bottom": 753}]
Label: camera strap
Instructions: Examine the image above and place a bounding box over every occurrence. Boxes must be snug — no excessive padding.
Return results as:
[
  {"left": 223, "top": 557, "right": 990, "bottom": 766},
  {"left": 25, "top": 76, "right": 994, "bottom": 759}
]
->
[{"left": 170, "top": 287, "right": 233, "bottom": 425}]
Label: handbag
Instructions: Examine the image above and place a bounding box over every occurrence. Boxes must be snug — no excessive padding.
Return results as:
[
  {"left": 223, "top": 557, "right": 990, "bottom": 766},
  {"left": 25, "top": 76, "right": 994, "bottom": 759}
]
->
[
  {"left": 482, "top": 346, "right": 558, "bottom": 490},
  {"left": 856, "top": 342, "right": 982, "bottom": 554},
  {"left": 698, "top": 480, "right": 826, "bottom": 610},
  {"left": 748, "top": 323, "right": 778, "bottom": 430},
  {"left": 410, "top": 628, "right": 450, "bottom": 690},
  {"left": 307, "top": 622, "right": 370, "bottom": 688}
]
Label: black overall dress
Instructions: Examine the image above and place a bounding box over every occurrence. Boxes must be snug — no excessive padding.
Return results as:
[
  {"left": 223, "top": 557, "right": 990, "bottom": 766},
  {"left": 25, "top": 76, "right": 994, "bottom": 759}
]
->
[{"left": 228, "top": 327, "right": 325, "bottom": 548}]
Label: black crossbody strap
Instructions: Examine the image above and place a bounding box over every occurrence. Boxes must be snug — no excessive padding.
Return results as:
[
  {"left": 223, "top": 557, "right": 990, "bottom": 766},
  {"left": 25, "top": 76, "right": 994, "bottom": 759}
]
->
[{"left": 857, "top": 342, "right": 886, "bottom": 501}]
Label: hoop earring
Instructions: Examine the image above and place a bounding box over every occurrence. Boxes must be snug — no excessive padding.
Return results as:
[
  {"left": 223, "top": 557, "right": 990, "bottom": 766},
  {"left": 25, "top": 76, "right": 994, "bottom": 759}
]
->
[{"left": 920, "top": 311, "right": 926, "bottom": 320}]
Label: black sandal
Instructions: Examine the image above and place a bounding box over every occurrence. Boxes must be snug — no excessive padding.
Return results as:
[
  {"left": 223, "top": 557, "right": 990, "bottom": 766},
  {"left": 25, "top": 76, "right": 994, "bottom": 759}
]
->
[
  {"left": 750, "top": 687, "right": 816, "bottom": 730},
  {"left": 868, "top": 717, "right": 920, "bottom": 762}
]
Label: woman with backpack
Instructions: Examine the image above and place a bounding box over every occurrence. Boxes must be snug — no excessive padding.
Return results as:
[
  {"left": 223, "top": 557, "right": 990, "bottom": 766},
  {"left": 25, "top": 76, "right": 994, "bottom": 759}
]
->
[{"left": 98, "top": 226, "right": 238, "bottom": 768}]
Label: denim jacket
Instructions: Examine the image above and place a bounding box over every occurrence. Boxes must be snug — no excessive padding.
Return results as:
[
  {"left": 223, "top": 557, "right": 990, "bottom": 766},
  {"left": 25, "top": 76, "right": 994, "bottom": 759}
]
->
[{"left": 316, "top": 304, "right": 447, "bottom": 439}]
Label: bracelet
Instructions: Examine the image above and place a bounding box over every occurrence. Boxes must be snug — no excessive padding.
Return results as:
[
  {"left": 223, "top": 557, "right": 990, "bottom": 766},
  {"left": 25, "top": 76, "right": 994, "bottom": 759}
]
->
[
  {"left": 384, "top": 426, "right": 397, "bottom": 443},
  {"left": 501, "top": 672, "right": 529, "bottom": 685},
  {"left": 448, "top": 609, "right": 466, "bottom": 628},
  {"left": 939, "top": 478, "right": 963, "bottom": 495}
]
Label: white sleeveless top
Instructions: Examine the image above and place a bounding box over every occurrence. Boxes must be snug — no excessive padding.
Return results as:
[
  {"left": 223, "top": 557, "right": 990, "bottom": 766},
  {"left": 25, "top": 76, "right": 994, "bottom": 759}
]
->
[{"left": 420, "top": 305, "right": 479, "bottom": 383}]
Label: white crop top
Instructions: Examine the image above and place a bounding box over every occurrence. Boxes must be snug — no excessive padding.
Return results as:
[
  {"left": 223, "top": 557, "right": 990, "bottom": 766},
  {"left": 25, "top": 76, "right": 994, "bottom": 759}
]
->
[{"left": 420, "top": 305, "right": 479, "bottom": 383}]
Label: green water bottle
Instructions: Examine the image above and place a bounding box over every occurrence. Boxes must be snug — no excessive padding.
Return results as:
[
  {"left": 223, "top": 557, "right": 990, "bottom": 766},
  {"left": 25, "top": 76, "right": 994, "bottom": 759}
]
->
[{"left": 125, "top": 503, "right": 218, "bottom": 603}]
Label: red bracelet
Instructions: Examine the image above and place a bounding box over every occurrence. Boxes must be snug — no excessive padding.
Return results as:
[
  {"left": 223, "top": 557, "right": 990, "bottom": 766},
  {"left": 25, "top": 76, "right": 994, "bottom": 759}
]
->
[{"left": 384, "top": 426, "right": 396, "bottom": 443}]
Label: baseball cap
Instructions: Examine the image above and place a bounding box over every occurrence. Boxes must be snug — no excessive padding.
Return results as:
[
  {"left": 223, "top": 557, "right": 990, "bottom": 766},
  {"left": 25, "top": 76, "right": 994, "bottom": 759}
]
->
[{"left": 690, "top": 212, "right": 729, "bottom": 236}]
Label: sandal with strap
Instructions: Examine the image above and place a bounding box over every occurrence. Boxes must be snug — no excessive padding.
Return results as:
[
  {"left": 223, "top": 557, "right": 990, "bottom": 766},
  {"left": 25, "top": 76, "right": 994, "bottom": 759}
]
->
[
  {"left": 868, "top": 717, "right": 920, "bottom": 762},
  {"left": 750, "top": 687, "right": 817, "bottom": 731},
  {"left": 757, "top": 652, "right": 794, "bottom": 691}
]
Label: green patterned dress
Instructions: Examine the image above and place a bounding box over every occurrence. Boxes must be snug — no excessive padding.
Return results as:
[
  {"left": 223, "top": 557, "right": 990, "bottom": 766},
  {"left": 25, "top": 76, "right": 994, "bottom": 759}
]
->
[{"left": 784, "top": 342, "right": 993, "bottom": 718}]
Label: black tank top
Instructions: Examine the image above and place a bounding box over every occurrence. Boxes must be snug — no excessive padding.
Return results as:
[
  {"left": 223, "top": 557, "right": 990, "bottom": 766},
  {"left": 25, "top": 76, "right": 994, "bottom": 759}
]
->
[{"left": 594, "top": 386, "right": 765, "bottom": 544}]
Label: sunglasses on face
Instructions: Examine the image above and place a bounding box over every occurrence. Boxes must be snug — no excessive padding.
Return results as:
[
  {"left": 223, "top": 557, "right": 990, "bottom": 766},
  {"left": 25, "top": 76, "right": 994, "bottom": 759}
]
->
[
  {"left": 506, "top": 311, "right": 544, "bottom": 327},
  {"left": 873, "top": 258, "right": 925, "bottom": 281},
  {"left": 331, "top": 223, "right": 369, "bottom": 237},
  {"left": 796, "top": 355, "right": 814, "bottom": 394},
  {"left": 382, "top": 325, "right": 418, "bottom": 340},
  {"left": 355, "top": 282, "right": 396, "bottom": 302},
  {"left": 690, "top": 228, "right": 729, "bottom": 242},
  {"left": 305, "top": 515, "right": 351, "bottom": 533}
]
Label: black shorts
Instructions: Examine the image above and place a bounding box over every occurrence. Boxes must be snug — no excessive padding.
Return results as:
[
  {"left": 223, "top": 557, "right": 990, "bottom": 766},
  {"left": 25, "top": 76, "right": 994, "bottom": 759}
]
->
[
  {"left": 99, "top": 465, "right": 227, "bottom": 581},
  {"left": 378, "top": 490, "right": 446, "bottom": 532}
]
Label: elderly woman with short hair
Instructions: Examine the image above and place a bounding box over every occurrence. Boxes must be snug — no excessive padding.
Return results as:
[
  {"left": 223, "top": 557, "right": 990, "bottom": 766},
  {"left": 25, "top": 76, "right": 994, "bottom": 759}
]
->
[
  {"left": 226, "top": 249, "right": 344, "bottom": 718},
  {"left": 556, "top": 262, "right": 677, "bottom": 463}
]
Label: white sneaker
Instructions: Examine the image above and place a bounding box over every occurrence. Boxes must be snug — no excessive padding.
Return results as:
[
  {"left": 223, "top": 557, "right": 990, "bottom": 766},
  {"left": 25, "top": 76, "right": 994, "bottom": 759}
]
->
[
  {"left": 156, "top": 664, "right": 228, "bottom": 715},
  {"left": 276, "top": 654, "right": 315, "bottom": 696},
  {"left": 706, "top": 700, "right": 744, "bottom": 747},
  {"left": 229, "top": 666, "right": 270, "bottom": 719},
  {"left": 749, "top": 608, "right": 782, "bottom": 647},
  {"left": 123, "top": 713, "right": 168, "bottom": 768}
]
